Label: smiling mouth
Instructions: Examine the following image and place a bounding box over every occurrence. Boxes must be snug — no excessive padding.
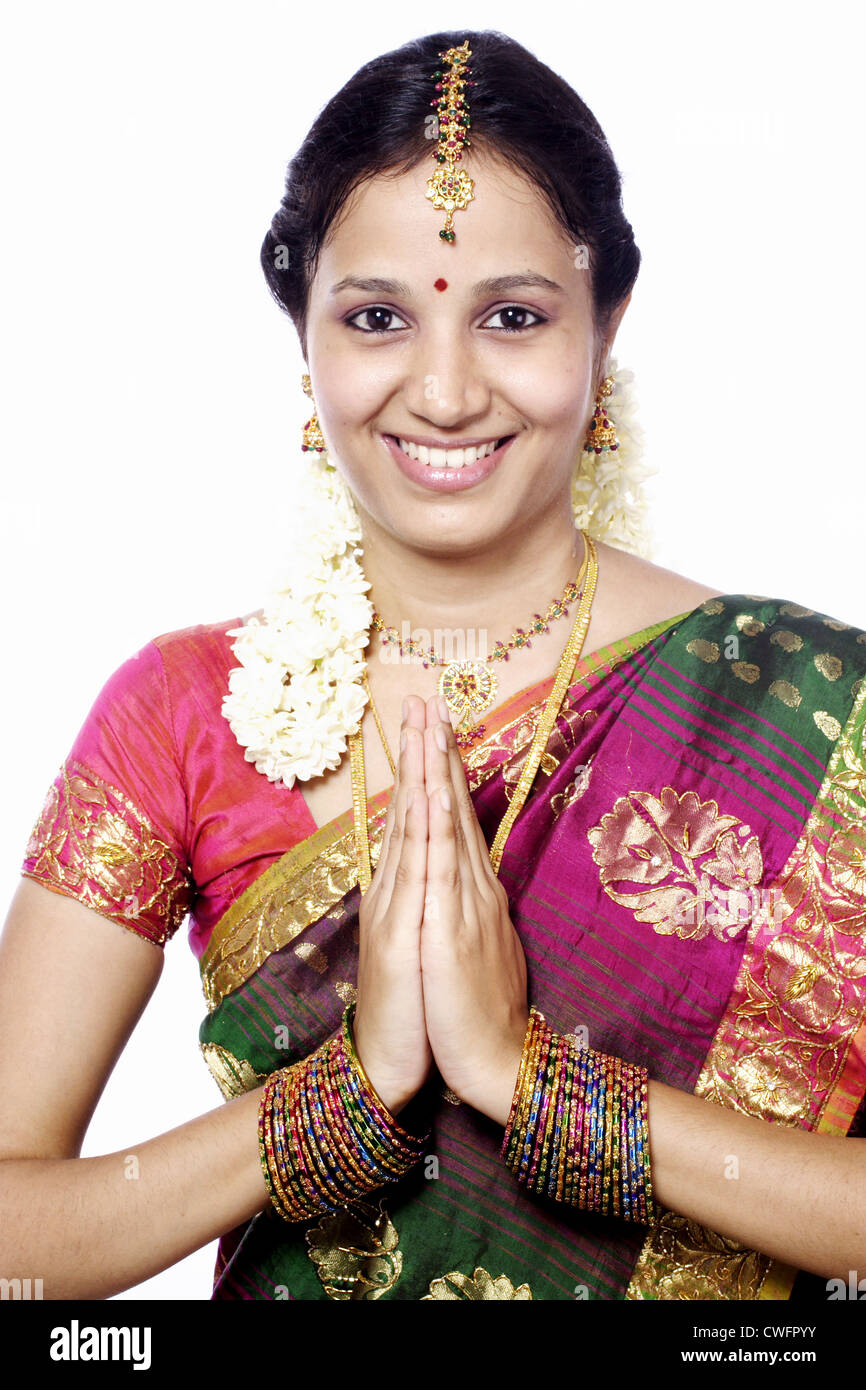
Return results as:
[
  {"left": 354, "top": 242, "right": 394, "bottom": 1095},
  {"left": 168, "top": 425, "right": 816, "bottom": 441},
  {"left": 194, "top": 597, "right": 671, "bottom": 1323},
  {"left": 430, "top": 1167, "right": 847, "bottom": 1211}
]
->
[{"left": 389, "top": 435, "right": 514, "bottom": 469}]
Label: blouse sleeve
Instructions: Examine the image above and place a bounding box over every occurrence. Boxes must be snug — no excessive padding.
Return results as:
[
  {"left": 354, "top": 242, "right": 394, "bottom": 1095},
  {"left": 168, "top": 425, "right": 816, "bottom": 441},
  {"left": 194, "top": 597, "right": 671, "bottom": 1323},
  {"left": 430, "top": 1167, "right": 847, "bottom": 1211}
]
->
[{"left": 20, "top": 639, "right": 194, "bottom": 948}]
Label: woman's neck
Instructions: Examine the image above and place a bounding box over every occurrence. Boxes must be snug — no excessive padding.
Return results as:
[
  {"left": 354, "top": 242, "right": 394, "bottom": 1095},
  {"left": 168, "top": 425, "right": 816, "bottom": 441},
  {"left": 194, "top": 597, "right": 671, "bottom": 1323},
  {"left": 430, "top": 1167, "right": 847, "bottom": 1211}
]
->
[{"left": 358, "top": 515, "right": 587, "bottom": 652}]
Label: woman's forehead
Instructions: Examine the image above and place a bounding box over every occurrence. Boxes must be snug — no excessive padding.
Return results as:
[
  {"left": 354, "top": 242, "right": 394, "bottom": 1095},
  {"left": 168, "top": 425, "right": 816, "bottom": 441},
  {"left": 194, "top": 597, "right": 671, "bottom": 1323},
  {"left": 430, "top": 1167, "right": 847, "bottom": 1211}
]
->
[{"left": 313, "top": 156, "right": 580, "bottom": 291}]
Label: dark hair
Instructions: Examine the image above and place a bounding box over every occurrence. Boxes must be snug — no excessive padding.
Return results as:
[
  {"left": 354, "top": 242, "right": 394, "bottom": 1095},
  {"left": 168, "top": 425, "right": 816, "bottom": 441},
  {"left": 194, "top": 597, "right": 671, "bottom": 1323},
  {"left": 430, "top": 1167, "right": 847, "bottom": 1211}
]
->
[{"left": 261, "top": 29, "right": 640, "bottom": 359}]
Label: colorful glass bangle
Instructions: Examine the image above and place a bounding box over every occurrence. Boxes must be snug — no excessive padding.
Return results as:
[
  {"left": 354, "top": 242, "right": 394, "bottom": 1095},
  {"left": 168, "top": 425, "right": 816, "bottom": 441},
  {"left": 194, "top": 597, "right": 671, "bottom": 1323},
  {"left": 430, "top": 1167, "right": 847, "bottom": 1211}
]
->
[
  {"left": 500, "top": 1006, "right": 655, "bottom": 1225},
  {"left": 257, "top": 1006, "right": 431, "bottom": 1223}
]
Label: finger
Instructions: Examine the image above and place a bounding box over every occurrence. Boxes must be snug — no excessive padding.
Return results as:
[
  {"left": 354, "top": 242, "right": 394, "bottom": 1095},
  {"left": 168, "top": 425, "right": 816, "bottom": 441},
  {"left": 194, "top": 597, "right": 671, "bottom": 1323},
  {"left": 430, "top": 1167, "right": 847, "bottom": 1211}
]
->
[
  {"left": 383, "top": 773, "right": 429, "bottom": 935},
  {"left": 367, "top": 721, "right": 403, "bottom": 899},
  {"left": 424, "top": 779, "right": 464, "bottom": 934},
  {"left": 371, "top": 692, "right": 424, "bottom": 879},
  {"left": 369, "top": 741, "right": 401, "bottom": 896},
  {"left": 425, "top": 696, "right": 492, "bottom": 890},
  {"left": 372, "top": 696, "right": 426, "bottom": 904}
]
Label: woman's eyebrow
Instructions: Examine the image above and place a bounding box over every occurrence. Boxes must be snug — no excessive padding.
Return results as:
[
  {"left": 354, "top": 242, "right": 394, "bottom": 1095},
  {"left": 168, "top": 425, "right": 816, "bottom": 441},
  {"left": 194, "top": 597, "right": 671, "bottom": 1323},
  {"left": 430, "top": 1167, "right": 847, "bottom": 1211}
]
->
[{"left": 329, "top": 272, "right": 565, "bottom": 297}]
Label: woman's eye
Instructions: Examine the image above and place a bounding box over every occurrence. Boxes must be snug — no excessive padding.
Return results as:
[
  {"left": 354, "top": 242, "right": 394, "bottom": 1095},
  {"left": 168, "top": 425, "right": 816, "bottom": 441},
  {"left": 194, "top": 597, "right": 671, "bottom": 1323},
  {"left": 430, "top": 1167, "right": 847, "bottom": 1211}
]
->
[
  {"left": 346, "top": 307, "right": 408, "bottom": 334},
  {"left": 345, "top": 304, "right": 546, "bottom": 334},
  {"left": 482, "top": 305, "right": 546, "bottom": 333}
]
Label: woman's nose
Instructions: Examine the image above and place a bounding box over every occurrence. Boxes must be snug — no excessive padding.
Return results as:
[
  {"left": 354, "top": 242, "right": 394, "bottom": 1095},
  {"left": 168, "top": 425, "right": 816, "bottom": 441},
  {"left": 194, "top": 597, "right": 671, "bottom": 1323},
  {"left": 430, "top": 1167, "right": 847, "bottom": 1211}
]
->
[{"left": 402, "top": 338, "right": 488, "bottom": 424}]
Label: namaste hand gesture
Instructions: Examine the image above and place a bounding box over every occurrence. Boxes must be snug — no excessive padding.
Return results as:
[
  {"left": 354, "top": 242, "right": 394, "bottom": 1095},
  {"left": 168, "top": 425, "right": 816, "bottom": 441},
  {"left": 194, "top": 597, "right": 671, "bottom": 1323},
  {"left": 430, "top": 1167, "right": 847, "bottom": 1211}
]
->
[{"left": 354, "top": 694, "right": 529, "bottom": 1125}]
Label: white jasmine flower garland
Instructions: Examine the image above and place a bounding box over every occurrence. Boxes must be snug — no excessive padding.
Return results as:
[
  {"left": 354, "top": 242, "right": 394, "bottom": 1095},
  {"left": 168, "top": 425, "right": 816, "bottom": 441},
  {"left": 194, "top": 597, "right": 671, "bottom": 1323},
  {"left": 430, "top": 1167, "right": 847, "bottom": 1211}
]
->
[{"left": 222, "top": 358, "right": 654, "bottom": 789}]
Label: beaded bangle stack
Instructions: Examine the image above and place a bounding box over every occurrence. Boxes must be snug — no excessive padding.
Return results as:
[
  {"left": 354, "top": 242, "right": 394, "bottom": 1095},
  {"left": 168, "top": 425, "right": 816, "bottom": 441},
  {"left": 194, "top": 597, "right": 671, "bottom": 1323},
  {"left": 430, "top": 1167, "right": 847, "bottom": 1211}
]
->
[
  {"left": 258, "top": 1004, "right": 430, "bottom": 1222},
  {"left": 501, "top": 1007, "right": 655, "bottom": 1224}
]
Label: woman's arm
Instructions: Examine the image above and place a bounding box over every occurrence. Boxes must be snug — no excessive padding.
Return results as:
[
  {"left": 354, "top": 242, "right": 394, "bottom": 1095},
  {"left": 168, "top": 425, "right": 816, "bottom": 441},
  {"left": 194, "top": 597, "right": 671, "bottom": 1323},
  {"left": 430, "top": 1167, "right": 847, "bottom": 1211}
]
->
[
  {"left": 479, "top": 1039, "right": 866, "bottom": 1284},
  {"left": 0, "top": 879, "right": 270, "bottom": 1300}
]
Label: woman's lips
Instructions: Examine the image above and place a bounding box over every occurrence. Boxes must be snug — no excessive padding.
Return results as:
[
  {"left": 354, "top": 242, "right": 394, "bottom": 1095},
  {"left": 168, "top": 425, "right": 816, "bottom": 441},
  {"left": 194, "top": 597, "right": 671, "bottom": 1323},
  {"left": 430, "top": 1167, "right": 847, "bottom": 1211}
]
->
[{"left": 381, "top": 433, "right": 516, "bottom": 491}]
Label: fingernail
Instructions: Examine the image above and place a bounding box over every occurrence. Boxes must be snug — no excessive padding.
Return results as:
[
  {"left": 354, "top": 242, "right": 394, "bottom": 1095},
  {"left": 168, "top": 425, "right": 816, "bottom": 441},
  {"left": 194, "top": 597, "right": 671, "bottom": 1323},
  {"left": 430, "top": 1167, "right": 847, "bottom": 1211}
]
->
[
  {"left": 435, "top": 725, "right": 448, "bottom": 753},
  {"left": 439, "top": 786, "right": 451, "bottom": 811},
  {"left": 400, "top": 729, "right": 407, "bottom": 753},
  {"left": 437, "top": 697, "right": 450, "bottom": 723},
  {"left": 401, "top": 698, "right": 408, "bottom": 722}
]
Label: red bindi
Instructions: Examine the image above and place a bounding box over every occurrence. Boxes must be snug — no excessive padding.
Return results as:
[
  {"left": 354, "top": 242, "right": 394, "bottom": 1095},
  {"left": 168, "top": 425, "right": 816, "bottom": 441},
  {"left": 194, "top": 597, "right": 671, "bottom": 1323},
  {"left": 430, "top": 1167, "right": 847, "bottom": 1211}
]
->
[{"left": 434, "top": 278, "right": 448, "bottom": 292}]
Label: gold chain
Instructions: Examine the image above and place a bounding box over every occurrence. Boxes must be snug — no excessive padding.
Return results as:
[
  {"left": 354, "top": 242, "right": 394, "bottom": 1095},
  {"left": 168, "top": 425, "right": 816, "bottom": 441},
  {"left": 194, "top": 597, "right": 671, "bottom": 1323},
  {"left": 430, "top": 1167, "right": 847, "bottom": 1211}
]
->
[{"left": 361, "top": 668, "right": 396, "bottom": 778}]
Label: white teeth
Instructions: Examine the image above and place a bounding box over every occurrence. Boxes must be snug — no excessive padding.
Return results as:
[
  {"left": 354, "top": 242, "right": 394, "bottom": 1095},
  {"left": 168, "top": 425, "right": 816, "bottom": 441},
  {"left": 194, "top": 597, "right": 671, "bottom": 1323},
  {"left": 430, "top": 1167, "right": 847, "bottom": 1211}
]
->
[{"left": 397, "top": 437, "right": 500, "bottom": 468}]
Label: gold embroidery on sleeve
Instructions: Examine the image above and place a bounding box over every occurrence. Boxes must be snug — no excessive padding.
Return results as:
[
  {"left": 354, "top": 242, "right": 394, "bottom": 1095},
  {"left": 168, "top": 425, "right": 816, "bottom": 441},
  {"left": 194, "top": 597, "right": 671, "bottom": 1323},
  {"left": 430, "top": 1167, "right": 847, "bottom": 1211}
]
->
[{"left": 22, "top": 761, "right": 192, "bottom": 946}]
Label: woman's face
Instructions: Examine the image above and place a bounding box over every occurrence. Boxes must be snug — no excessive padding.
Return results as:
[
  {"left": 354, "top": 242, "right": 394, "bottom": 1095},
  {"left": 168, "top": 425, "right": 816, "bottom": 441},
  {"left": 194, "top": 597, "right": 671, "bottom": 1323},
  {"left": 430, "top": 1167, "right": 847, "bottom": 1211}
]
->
[{"left": 305, "top": 147, "right": 623, "bottom": 556}]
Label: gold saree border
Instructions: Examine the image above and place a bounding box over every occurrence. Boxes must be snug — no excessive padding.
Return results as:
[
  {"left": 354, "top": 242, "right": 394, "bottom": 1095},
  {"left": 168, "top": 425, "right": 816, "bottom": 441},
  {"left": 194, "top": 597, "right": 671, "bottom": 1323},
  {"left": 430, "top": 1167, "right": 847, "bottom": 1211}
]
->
[
  {"left": 627, "top": 675, "right": 866, "bottom": 1300},
  {"left": 200, "top": 611, "right": 687, "bottom": 1012}
]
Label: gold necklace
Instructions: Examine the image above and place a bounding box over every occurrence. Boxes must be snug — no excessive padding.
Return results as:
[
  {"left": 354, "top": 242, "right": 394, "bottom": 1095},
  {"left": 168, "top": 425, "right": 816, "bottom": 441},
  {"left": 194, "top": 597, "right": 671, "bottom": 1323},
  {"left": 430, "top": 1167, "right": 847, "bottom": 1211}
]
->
[
  {"left": 361, "top": 668, "right": 396, "bottom": 778},
  {"left": 349, "top": 536, "right": 598, "bottom": 890},
  {"left": 370, "top": 559, "right": 586, "bottom": 748}
]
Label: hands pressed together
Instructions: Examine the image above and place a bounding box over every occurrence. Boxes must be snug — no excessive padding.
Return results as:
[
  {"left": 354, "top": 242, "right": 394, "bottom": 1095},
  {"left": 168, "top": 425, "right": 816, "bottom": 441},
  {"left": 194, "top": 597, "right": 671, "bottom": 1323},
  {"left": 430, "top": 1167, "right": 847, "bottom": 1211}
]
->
[{"left": 353, "top": 694, "right": 530, "bottom": 1127}]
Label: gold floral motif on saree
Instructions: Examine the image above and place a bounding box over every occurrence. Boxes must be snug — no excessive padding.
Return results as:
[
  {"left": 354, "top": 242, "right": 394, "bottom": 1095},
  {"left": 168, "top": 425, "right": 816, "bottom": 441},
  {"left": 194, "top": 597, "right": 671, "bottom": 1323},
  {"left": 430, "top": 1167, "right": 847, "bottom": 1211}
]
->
[
  {"left": 627, "top": 679, "right": 866, "bottom": 1300},
  {"left": 305, "top": 1199, "right": 403, "bottom": 1299},
  {"left": 422, "top": 1267, "right": 533, "bottom": 1300},
  {"left": 627, "top": 1214, "right": 772, "bottom": 1300},
  {"left": 199, "top": 1042, "right": 269, "bottom": 1100},
  {"left": 22, "top": 760, "right": 193, "bottom": 946},
  {"left": 587, "top": 786, "right": 764, "bottom": 943},
  {"left": 550, "top": 753, "right": 595, "bottom": 819},
  {"left": 772, "top": 629, "right": 804, "bottom": 653}
]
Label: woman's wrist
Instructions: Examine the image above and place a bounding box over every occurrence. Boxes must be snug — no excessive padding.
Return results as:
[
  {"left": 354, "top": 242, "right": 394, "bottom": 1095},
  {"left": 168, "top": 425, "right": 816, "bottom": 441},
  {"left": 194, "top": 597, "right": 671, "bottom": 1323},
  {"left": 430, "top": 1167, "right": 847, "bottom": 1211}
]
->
[
  {"left": 499, "top": 1005, "right": 655, "bottom": 1223},
  {"left": 257, "top": 1008, "right": 431, "bottom": 1223},
  {"left": 459, "top": 1031, "right": 528, "bottom": 1127}
]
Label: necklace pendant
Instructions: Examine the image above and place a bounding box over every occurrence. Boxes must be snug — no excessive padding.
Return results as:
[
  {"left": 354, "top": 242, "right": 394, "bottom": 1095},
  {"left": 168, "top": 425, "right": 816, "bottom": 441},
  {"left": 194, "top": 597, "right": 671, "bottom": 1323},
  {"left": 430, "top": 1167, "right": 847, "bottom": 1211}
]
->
[
  {"left": 439, "top": 660, "right": 497, "bottom": 742},
  {"left": 454, "top": 720, "right": 487, "bottom": 751}
]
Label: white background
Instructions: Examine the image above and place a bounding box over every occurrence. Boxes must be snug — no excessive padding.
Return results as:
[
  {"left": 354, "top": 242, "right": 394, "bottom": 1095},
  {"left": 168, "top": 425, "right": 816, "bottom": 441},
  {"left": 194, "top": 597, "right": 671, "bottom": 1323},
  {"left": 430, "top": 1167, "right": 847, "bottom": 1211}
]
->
[{"left": 1, "top": 0, "right": 862, "bottom": 1298}]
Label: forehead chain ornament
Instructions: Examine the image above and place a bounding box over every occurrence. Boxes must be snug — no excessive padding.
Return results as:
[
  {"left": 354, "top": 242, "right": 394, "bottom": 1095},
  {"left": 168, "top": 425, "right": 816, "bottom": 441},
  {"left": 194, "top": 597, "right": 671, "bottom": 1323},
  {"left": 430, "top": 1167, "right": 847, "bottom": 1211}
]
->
[{"left": 425, "top": 40, "right": 475, "bottom": 242}]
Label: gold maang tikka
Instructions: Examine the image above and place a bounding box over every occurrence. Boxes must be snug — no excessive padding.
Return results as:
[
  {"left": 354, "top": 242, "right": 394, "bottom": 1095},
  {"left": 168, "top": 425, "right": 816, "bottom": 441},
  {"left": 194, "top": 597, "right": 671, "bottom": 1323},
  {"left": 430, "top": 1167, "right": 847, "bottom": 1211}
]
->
[{"left": 425, "top": 40, "right": 475, "bottom": 242}]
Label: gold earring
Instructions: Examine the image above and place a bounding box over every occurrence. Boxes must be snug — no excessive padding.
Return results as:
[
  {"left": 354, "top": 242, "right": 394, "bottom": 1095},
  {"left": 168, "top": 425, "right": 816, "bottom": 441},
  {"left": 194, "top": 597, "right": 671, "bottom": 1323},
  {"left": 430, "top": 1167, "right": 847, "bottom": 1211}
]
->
[
  {"left": 583, "top": 375, "right": 619, "bottom": 454},
  {"left": 301, "top": 373, "right": 326, "bottom": 453}
]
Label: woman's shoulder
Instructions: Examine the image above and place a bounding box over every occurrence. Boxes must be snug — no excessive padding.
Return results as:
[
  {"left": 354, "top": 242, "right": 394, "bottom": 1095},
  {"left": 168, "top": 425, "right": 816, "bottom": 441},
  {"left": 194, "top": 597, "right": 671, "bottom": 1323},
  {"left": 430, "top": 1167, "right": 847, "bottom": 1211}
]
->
[
  {"left": 613, "top": 555, "right": 866, "bottom": 742},
  {"left": 595, "top": 540, "right": 727, "bottom": 635},
  {"left": 147, "top": 609, "right": 263, "bottom": 693},
  {"left": 150, "top": 609, "right": 256, "bottom": 660},
  {"left": 598, "top": 542, "right": 866, "bottom": 649}
]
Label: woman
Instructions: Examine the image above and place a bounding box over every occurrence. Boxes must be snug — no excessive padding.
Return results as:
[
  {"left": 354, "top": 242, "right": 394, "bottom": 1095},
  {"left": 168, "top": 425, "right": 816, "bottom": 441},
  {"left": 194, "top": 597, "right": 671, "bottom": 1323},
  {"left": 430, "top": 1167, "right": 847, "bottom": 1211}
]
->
[{"left": 1, "top": 28, "right": 864, "bottom": 1302}]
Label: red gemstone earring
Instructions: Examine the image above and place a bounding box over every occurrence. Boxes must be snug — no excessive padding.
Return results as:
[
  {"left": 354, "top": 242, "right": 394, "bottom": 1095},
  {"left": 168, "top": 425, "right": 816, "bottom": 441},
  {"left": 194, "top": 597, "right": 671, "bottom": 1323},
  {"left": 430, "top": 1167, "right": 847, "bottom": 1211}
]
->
[
  {"left": 301, "top": 373, "right": 326, "bottom": 453},
  {"left": 583, "top": 375, "right": 620, "bottom": 454}
]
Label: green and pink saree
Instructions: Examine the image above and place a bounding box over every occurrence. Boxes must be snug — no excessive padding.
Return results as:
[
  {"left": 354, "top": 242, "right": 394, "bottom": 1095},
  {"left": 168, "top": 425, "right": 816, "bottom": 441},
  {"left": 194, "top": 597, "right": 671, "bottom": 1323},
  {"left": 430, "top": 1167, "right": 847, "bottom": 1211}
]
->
[{"left": 21, "top": 593, "right": 866, "bottom": 1300}]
